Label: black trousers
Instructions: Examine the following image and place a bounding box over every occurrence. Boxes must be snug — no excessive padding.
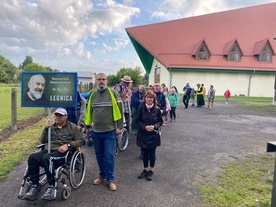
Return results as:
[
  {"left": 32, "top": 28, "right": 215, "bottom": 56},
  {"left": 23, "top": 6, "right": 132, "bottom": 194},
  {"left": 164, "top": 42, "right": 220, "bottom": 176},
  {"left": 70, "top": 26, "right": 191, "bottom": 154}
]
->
[
  {"left": 27, "top": 149, "right": 66, "bottom": 185},
  {"left": 170, "top": 107, "right": 176, "bottom": 120},
  {"left": 183, "top": 96, "right": 190, "bottom": 108},
  {"left": 141, "top": 147, "right": 157, "bottom": 168}
]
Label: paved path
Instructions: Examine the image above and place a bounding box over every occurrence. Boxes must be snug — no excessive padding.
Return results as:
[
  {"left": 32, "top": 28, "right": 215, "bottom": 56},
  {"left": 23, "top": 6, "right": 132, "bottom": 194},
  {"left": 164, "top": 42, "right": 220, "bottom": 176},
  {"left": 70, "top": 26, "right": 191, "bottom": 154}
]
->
[{"left": 1, "top": 102, "right": 276, "bottom": 207}]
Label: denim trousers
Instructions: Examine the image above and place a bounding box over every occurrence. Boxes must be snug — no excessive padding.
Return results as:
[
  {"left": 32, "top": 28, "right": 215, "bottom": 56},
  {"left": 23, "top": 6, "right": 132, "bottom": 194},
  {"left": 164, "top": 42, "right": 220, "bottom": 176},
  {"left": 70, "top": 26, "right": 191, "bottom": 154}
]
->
[{"left": 92, "top": 130, "right": 116, "bottom": 183}]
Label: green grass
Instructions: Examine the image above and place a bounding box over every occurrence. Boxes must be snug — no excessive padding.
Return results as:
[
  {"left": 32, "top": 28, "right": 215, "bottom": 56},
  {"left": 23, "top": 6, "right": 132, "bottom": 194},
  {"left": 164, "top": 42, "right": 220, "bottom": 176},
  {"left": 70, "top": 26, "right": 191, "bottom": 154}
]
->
[
  {"left": 0, "top": 85, "right": 45, "bottom": 180},
  {"left": 200, "top": 155, "right": 274, "bottom": 207},
  {"left": 0, "top": 118, "right": 45, "bottom": 180},
  {"left": 0, "top": 86, "right": 44, "bottom": 131}
]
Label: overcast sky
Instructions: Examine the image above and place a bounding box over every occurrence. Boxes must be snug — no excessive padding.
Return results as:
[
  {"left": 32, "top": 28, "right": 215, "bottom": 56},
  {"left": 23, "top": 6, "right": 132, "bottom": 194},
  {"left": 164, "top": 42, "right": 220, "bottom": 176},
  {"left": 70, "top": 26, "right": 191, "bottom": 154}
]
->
[{"left": 0, "top": 0, "right": 275, "bottom": 75}]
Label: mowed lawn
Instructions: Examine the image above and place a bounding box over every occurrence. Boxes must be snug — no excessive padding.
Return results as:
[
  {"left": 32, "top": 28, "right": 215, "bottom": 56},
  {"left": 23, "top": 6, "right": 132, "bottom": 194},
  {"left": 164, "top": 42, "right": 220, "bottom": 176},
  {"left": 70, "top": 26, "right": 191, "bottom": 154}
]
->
[{"left": 0, "top": 85, "right": 44, "bottom": 131}]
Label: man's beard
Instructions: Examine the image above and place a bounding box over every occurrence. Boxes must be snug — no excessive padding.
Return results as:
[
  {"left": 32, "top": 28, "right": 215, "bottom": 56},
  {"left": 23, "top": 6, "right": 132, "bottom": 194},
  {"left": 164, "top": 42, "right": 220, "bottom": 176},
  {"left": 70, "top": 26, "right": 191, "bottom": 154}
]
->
[
  {"left": 29, "top": 87, "right": 43, "bottom": 100},
  {"left": 97, "top": 85, "right": 107, "bottom": 92}
]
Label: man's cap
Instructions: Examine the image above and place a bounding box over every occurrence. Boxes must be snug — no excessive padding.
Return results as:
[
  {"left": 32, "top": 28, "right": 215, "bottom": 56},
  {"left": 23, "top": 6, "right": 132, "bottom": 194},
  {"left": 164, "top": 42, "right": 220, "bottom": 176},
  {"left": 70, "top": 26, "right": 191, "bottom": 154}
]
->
[
  {"left": 121, "top": 75, "right": 133, "bottom": 83},
  {"left": 54, "top": 108, "right": 67, "bottom": 116}
]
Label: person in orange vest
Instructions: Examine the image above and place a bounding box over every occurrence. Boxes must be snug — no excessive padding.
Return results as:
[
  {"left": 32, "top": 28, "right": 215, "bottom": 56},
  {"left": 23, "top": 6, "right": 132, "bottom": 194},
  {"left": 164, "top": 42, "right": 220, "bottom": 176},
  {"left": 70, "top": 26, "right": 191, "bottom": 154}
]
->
[{"left": 201, "top": 83, "right": 206, "bottom": 106}]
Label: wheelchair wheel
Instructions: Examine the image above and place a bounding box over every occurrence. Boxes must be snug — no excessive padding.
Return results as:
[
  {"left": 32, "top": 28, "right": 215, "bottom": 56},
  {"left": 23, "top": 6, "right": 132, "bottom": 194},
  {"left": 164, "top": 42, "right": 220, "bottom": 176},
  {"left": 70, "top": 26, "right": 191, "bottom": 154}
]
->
[
  {"left": 117, "top": 128, "right": 129, "bottom": 151},
  {"left": 69, "top": 150, "right": 86, "bottom": 189},
  {"left": 61, "top": 186, "right": 71, "bottom": 200}
]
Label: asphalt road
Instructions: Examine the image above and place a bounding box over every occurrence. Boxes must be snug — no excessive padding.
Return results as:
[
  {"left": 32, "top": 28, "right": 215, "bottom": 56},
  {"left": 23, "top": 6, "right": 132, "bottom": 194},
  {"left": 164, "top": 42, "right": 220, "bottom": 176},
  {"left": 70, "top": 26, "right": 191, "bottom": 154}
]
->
[{"left": 1, "top": 101, "right": 276, "bottom": 207}]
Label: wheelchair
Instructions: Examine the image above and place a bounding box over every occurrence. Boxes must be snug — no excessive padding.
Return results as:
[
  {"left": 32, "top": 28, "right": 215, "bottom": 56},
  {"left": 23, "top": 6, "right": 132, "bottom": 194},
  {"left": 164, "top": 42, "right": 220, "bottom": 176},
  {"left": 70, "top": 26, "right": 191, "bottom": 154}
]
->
[
  {"left": 18, "top": 144, "right": 86, "bottom": 200},
  {"left": 114, "top": 123, "right": 129, "bottom": 155}
]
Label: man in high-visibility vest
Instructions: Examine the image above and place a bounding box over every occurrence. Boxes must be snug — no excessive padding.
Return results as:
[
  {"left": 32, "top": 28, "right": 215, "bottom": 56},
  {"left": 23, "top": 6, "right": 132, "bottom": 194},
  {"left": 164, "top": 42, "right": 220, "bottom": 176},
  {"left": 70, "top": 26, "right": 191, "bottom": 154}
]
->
[{"left": 85, "top": 73, "right": 123, "bottom": 191}]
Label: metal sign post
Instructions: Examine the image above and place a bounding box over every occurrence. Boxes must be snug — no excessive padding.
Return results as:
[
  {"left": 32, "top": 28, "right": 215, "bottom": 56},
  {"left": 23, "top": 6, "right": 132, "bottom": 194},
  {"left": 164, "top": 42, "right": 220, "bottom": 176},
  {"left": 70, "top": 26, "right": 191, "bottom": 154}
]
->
[{"left": 47, "top": 107, "right": 51, "bottom": 153}]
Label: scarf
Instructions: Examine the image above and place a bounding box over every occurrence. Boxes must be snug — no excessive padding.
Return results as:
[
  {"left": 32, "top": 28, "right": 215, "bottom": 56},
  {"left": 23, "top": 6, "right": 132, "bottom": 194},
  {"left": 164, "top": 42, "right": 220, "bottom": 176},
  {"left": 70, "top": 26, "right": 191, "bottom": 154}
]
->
[{"left": 145, "top": 103, "right": 154, "bottom": 112}]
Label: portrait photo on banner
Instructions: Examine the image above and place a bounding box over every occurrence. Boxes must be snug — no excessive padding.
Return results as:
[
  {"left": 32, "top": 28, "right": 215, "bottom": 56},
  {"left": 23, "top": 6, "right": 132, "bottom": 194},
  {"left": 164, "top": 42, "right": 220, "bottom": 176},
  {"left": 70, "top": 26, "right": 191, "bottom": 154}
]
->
[{"left": 21, "top": 72, "right": 78, "bottom": 108}]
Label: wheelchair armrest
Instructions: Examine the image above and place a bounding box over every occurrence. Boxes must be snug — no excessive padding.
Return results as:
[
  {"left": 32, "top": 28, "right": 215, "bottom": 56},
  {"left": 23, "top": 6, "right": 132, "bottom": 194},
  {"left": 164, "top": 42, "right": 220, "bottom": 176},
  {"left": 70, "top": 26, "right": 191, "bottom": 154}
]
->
[{"left": 36, "top": 144, "right": 45, "bottom": 150}]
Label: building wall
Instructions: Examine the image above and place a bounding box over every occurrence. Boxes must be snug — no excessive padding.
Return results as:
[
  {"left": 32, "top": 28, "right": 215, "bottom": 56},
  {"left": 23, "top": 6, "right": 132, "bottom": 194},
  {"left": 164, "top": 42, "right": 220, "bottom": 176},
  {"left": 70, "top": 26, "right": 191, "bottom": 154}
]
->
[
  {"left": 171, "top": 71, "right": 274, "bottom": 97},
  {"left": 78, "top": 77, "right": 92, "bottom": 85},
  {"left": 149, "top": 60, "right": 275, "bottom": 97}
]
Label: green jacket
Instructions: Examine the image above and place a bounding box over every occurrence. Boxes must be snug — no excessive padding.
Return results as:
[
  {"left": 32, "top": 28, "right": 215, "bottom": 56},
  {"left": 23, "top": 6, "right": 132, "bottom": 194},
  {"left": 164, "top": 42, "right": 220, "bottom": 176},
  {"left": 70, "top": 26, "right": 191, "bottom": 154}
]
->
[{"left": 40, "top": 121, "right": 83, "bottom": 150}]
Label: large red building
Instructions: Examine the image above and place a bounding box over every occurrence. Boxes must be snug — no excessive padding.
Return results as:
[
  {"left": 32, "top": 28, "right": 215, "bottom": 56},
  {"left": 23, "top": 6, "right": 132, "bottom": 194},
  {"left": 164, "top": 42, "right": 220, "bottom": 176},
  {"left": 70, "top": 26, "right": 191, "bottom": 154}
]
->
[{"left": 126, "top": 3, "right": 276, "bottom": 97}]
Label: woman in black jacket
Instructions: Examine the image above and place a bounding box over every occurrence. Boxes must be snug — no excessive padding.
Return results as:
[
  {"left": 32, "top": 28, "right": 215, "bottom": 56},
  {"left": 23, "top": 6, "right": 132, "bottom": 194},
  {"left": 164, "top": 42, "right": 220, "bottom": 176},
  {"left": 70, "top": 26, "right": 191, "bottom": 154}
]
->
[{"left": 136, "top": 90, "right": 163, "bottom": 181}]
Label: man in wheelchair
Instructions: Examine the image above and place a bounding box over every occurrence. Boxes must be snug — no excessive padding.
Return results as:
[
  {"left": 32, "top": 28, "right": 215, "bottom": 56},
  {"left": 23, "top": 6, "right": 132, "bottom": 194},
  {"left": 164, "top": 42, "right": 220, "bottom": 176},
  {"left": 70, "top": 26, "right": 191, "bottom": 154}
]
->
[{"left": 23, "top": 108, "right": 83, "bottom": 201}]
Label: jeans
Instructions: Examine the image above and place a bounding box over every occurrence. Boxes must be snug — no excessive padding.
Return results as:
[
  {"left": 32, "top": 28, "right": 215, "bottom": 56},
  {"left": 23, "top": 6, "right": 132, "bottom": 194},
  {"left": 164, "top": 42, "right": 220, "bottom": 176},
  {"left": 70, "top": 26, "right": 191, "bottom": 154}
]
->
[{"left": 92, "top": 130, "right": 116, "bottom": 183}]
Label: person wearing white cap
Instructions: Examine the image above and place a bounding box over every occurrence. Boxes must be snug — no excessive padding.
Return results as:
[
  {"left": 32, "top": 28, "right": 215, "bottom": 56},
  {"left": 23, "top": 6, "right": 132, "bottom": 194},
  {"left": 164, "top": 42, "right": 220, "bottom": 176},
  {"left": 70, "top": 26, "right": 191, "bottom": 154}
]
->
[{"left": 23, "top": 108, "right": 83, "bottom": 201}]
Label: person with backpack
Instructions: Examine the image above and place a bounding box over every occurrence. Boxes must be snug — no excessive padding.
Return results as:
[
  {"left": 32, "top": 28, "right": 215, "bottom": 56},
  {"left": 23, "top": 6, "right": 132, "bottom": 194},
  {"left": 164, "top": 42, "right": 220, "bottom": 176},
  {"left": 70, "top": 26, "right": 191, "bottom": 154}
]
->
[
  {"left": 114, "top": 75, "right": 133, "bottom": 132},
  {"left": 206, "top": 85, "right": 216, "bottom": 109}
]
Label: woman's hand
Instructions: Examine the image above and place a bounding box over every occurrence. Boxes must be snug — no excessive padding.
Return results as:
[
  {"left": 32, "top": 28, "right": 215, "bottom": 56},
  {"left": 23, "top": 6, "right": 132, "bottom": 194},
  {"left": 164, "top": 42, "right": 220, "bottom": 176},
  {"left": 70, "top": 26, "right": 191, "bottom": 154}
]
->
[{"left": 145, "top": 125, "right": 154, "bottom": 132}]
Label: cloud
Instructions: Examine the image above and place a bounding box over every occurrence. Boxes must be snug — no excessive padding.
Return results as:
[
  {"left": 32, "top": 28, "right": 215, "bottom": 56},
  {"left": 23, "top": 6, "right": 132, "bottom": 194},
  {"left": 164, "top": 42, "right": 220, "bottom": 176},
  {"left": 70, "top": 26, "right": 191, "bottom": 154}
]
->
[
  {"left": 150, "top": 0, "right": 276, "bottom": 20},
  {"left": 0, "top": 0, "right": 140, "bottom": 68}
]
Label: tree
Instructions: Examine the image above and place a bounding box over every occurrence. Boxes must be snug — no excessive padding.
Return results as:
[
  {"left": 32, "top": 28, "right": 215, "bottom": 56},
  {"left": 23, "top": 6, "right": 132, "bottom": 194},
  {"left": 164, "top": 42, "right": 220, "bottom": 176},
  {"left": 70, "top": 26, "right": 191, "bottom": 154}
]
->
[
  {"left": 23, "top": 63, "right": 48, "bottom": 72},
  {"left": 0, "top": 55, "right": 18, "bottom": 83},
  {"left": 19, "top": 56, "right": 33, "bottom": 70},
  {"left": 107, "top": 67, "right": 145, "bottom": 88}
]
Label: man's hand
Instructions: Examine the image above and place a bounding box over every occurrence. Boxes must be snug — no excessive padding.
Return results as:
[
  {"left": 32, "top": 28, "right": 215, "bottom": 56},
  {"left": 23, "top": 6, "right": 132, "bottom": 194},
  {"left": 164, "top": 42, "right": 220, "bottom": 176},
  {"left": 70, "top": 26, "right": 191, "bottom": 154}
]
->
[
  {"left": 116, "top": 128, "right": 122, "bottom": 135},
  {"left": 45, "top": 119, "right": 53, "bottom": 128},
  {"left": 58, "top": 144, "right": 69, "bottom": 153}
]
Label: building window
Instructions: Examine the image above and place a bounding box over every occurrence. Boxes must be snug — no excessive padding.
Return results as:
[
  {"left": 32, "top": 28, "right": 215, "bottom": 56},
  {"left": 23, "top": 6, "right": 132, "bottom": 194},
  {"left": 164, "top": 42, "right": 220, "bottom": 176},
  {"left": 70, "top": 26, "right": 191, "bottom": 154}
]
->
[
  {"left": 196, "top": 44, "right": 209, "bottom": 60},
  {"left": 154, "top": 67, "right": 160, "bottom": 83},
  {"left": 228, "top": 43, "right": 241, "bottom": 61},
  {"left": 260, "top": 44, "right": 271, "bottom": 62}
]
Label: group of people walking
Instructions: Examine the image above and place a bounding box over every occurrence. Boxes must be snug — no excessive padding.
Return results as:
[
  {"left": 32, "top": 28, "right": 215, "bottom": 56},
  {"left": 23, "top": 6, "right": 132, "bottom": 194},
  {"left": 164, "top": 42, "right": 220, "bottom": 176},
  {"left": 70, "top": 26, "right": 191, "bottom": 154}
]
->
[
  {"left": 182, "top": 83, "right": 231, "bottom": 109},
  {"left": 22, "top": 71, "right": 233, "bottom": 202},
  {"left": 22, "top": 73, "right": 169, "bottom": 202}
]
